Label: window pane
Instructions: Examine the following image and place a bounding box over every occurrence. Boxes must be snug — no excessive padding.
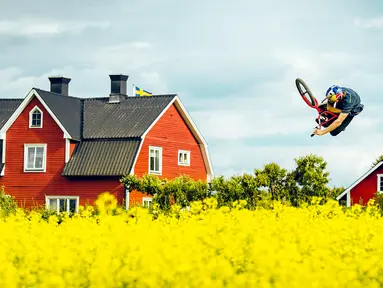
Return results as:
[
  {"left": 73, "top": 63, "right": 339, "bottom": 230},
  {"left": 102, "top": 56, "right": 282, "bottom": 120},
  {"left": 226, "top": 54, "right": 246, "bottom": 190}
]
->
[
  {"left": 32, "top": 111, "right": 41, "bottom": 126},
  {"left": 179, "top": 153, "right": 182, "bottom": 163},
  {"left": 150, "top": 156, "right": 155, "bottom": 171},
  {"left": 154, "top": 151, "right": 159, "bottom": 171},
  {"left": 69, "top": 199, "right": 76, "bottom": 213},
  {"left": 59, "top": 199, "right": 66, "bottom": 212},
  {"left": 49, "top": 199, "right": 57, "bottom": 211},
  {"left": 27, "top": 147, "right": 35, "bottom": 168},
  {"left": 35, "top": 147, "right": 44, "bottom": 169}
]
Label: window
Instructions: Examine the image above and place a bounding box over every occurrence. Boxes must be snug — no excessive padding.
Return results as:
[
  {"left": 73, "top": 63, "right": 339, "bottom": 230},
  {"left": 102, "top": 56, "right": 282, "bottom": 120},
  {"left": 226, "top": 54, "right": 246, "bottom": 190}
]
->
[
  {"left": 143, "top": 197, "right": 152, "bottom": 208},
  {"left": 149, "top": 146, "right": 162, "bottom": 174},
  {"left": 178, "top": 150, "right": 190, "bottom": 166},
  {"left": 29, "top": 106, "right": 43, "bottom": 128},
  {"left": 24, "top": 144, "right": 46, "bottom": 172},
  {"left": 46, "top": 196, "right": 79, "bottom": 214},
  {"left": 377, "top": 174, "right": 383, "bottom": 192}
]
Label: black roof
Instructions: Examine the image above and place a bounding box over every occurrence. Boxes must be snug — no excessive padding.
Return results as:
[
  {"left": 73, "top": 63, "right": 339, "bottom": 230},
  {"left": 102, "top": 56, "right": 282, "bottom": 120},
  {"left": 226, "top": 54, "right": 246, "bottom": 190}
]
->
[
  {"left": 36, "top": 89, "right": 83, "bottom": 140},
  {"left": 62, "top": 139, "right": 141, "bottom": 176},
  {"left": 82, "top": 95, "right": 175, "bottom": 139},
  {"left": 0, "top": 99, "right": 23, "bottom": 129},
  {"left": 0, "top": 89, "right": 177, "bottom": 176}
]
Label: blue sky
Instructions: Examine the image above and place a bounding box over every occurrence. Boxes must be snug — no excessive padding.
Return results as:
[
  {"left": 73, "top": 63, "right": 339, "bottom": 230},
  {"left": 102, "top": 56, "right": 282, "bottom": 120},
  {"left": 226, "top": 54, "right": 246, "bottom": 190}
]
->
[{"left": 0, "top": 0, "right": 382, "bottom": 188}]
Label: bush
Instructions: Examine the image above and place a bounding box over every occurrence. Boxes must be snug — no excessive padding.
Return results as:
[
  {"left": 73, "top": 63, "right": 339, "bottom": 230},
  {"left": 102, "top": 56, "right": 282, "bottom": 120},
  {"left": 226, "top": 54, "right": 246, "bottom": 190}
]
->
[{"left": 0, "top": 186, "right": 17, "bottom": 217}]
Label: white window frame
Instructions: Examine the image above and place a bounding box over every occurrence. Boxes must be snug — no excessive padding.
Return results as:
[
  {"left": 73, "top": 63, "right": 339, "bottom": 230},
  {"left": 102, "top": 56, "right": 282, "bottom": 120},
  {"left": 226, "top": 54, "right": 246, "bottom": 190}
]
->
[
  {"left": 45, "top": 196, "right": 79, "bottom": 214},
  {"left": 142, "top": 197, "right": 152, "bottom": 208},
  {"left": 24, "top": 144, "right": 47, "bottom": 172},
  {"left": 178, "top": 150, "right": 191, "bottom": 166},
  {"left": 29, "top": 106, "right": 43, "bottom": 128},
  {"left": 148, "top": 146, "right": 162, "bottom": 175},
  {"left": 377, "top": 174, "right": 383, "bottom": 192}
]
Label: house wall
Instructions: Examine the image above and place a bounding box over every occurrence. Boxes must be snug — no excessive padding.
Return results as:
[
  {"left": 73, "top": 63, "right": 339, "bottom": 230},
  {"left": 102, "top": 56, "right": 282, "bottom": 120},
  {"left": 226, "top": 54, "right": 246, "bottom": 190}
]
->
[
  {"left": 131, "top": 103, "right": 208, "bottom": 207},
  {"left": 0, "top": 96, "right": 125, "bottom": 209},
  {"left": 350, "top": 165, "right": 383, "bottom": 205}
]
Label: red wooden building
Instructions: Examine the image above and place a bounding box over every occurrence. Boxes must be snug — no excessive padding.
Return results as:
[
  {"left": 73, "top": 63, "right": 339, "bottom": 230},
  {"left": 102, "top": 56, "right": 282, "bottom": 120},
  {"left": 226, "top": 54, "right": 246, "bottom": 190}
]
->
[
  {"left": 0, "top": 74, "right": 214, "bottom": 213},
  {"left": 336, "top": 161, "right": 383, "bottom": 206}
]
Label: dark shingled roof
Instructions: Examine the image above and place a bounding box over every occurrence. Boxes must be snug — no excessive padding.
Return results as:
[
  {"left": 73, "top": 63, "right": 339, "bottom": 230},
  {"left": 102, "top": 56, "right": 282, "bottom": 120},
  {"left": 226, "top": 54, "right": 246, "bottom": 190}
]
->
[
  {"left": 62, "top": 139, "right": 141, "bottom": 176},
  {"left": 82, "top": 95, "right": 175, "bottom": 139},
  {"left": 0, "top": 99, "right": 23, "bottom": 129},
  {"left": 35, "top": 89, "right": 83, "bottom": 140}
]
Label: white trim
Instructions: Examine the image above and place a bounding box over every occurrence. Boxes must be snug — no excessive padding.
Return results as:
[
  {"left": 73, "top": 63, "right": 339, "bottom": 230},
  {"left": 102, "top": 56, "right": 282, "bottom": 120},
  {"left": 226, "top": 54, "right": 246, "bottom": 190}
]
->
[
  {"left": 24, "top": 143, "right": 47, "bottom": 172},
  {"left": 178, "top": 149, "right": 191, "bottom": 166},
  {"left": 347, "top": 191, "right": 350, "bottom": 207},
  {"left": 1, "top": 132, "right": 6, "bottom": 176},
  {"left": 125, "top": 186, "right": 130, "bottom": 210},
  {"left": 65, "top": 139, "right": 70, "bottom": 163},
  {"left": 336, "top": 161, "right": 383, "bottom": 201},
  {"left": 142, "top": 196, "right": 152, "bottom": 208},
  {"left": 0, "top": 89, "right": 72, "bottom": 139},
  {"left": 139, "top": 96, "right": 214, "bottom": 182},
  {"left": 129, "top": 140, "right": 144, "bottom": 175},
  {"left": 45, "top": 195, "right": 79, "bottom": 214},
  {"left": 148, "top": 146, "right": 162, "bottom": 175},
  {"left": 28, "top": 105, "right": 43, "bottom": 128},
  {"left": 377, "top": 174, "right": 383, "bottom": 192}
]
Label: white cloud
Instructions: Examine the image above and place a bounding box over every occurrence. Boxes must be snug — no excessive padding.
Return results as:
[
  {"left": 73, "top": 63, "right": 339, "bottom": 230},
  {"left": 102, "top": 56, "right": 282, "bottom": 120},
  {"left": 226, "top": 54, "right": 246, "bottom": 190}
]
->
[
  {"left": 354, "top": 16, "right": 383, "bottom": 29},
  {"left": 0, "top": 19, "right": 110, "bottom": 36}
]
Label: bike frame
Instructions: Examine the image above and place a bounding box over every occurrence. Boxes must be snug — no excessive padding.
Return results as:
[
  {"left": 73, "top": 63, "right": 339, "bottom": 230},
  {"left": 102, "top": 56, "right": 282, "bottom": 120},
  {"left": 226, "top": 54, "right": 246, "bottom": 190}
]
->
[{"left": 295, "top": 78, "right": 339, "bottom": 136}]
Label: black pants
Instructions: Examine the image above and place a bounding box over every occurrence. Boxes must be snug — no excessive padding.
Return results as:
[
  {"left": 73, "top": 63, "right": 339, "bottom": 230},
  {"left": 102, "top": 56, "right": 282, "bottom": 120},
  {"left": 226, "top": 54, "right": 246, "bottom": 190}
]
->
[{"left": 330, "top": 114, "right": 354, "bottom": 136}]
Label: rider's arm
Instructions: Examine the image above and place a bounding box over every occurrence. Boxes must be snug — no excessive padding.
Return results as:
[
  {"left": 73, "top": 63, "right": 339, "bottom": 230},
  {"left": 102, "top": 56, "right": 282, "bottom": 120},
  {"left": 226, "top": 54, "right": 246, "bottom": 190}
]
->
[{"left": 318, "top": 113, "right": 348, "bottom": 135}]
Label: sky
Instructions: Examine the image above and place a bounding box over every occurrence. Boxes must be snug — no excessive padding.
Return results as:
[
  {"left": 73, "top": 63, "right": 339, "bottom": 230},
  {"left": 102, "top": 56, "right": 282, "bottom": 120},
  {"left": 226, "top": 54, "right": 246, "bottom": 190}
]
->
[{"left": 0, "top": 0, "right": 383, "bottom": 188}]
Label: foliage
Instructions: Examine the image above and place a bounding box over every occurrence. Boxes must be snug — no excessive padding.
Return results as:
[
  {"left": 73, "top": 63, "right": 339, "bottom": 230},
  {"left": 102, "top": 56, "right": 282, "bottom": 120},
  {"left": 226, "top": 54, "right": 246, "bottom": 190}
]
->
[
  {"left": 293, "top": 154, "right": 331, "bottom": 201},
  {"left": 254, "top": 162, "right": 288, "bottom": 201},
  {"left": 0, "top": 185, "right": 17, "bottom": 217},
  {"left": 121, "top": 174, "right": 210, "bottom": 211},
  {"left": 0, "top": 193, "right": 383, "bottom": 287},
  {"left": 371, "top": 154, "right": 383, "bottom": 168}
]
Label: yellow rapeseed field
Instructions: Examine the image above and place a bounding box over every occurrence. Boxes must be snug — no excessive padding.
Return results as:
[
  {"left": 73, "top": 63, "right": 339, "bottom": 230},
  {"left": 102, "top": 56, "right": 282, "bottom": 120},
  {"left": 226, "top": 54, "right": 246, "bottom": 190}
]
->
[{"left": 0, "top": 193, "right": 383, "bottom": 287}]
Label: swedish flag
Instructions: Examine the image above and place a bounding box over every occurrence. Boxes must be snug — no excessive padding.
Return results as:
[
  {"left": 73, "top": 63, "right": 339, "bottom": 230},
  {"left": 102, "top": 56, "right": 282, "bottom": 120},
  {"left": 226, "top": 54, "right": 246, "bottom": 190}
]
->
[{"left": 135, "top": 85, "right": 152, "bottom": 97}]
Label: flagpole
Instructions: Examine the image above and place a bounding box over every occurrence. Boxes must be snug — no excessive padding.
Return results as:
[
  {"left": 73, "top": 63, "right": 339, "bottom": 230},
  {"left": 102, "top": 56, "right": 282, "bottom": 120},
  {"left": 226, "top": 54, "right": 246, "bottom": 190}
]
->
[{"left": 132, "top": 84, "right": 135, "bottom": 97}]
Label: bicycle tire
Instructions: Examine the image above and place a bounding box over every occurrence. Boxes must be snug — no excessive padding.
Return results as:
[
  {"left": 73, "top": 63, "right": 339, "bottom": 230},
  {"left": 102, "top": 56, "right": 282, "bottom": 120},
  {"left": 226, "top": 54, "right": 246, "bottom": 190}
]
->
[{"left": 295, "top": 78, "right": 317, "bottom": 107}]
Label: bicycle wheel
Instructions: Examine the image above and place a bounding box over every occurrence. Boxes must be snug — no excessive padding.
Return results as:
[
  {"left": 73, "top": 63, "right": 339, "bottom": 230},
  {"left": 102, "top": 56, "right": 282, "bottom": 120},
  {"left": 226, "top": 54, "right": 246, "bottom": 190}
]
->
[{"left": 295, "top": 78, "right": 317, "bottom": 107}]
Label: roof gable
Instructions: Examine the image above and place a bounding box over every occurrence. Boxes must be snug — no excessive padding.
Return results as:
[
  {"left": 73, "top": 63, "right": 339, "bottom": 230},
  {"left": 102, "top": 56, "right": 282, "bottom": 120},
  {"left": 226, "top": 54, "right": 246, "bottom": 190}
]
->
[
  {"left": 35, "top": 89, "right": 82, "bottom": 140},
  {"left": 336, "top": 161, "right": 383, "bottom": 200},
  {"left": 0, "top": 89, "right": 73, "bottom": 138}
]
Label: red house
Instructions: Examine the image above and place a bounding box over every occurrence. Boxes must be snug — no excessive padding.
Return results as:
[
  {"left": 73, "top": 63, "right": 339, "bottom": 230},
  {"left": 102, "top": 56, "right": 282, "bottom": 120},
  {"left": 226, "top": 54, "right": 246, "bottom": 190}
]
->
[
  {"left": 336, "top": 161, "right": 383, "bottom": 206},
  {"left": 0, "top": 74, "right": 214, "bottom": 213}
]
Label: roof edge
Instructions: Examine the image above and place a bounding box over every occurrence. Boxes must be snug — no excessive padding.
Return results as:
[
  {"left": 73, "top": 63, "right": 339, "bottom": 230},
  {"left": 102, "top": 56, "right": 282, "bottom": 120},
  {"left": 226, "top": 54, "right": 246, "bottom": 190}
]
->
[{"left": 336, "top": 161, "right": 383, "bottom": 200}]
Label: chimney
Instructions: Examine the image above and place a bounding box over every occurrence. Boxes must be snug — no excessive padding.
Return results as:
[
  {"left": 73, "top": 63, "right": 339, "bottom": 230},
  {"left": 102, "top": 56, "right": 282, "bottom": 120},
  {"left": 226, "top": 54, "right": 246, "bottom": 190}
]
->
[
  {"left": 48, "top": 76, "right": 71, "bottom": 96},
  {"left": 109, "top": 74, "right": 129, "bottom": 103}
]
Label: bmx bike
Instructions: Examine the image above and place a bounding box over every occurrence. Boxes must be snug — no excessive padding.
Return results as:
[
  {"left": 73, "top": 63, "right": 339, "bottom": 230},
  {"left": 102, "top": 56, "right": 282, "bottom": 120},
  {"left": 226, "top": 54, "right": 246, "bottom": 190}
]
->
[{"left": 295, "top": 78, "right": 339, "bottom": 137}]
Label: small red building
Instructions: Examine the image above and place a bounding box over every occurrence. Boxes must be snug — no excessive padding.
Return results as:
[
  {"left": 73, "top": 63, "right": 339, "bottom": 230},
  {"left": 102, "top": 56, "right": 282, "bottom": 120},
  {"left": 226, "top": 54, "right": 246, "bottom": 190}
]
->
[
  {"left": 336, "top": 161, "right": 383, "bottom": 206},
  {"left": 0, "top": 74, "right": 214, "bottom": 213}
]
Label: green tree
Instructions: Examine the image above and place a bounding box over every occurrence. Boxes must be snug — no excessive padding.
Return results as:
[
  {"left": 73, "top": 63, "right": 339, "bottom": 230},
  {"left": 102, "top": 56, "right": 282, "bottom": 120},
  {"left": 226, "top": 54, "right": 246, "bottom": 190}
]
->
[
  {"left": 293, "top": 154, "right": 330, "bottom": 201},
  {"left": 254, "top": 163, "right": 288, "bottom": 201}
]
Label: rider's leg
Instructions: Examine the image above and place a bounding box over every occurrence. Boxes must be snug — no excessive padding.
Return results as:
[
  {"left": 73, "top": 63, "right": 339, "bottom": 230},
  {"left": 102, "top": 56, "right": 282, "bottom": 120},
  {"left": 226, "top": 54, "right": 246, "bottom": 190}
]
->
[{"left": 330, "top": 115, "right": 354, "bottom": 136}]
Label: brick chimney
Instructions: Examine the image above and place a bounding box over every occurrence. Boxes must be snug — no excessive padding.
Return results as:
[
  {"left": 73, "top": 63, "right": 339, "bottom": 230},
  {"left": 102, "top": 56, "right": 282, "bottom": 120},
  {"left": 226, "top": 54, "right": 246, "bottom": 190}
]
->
[{"left": 48, "top": 76, "right": 71, "bottom": 96}]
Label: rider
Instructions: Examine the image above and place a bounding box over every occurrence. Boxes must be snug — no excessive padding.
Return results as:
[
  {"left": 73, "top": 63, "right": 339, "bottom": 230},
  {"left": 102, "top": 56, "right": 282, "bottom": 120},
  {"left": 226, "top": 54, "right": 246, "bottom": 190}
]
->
[{"left": 313, "top": 85, "right": 364, "bottom": 136}]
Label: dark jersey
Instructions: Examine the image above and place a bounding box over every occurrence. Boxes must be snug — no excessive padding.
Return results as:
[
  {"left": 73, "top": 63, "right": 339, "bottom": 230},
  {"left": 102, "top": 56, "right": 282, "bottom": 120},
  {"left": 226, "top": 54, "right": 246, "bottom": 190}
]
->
[{"left": 334, "top": 87, "right": 364, "bottom": 116}]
